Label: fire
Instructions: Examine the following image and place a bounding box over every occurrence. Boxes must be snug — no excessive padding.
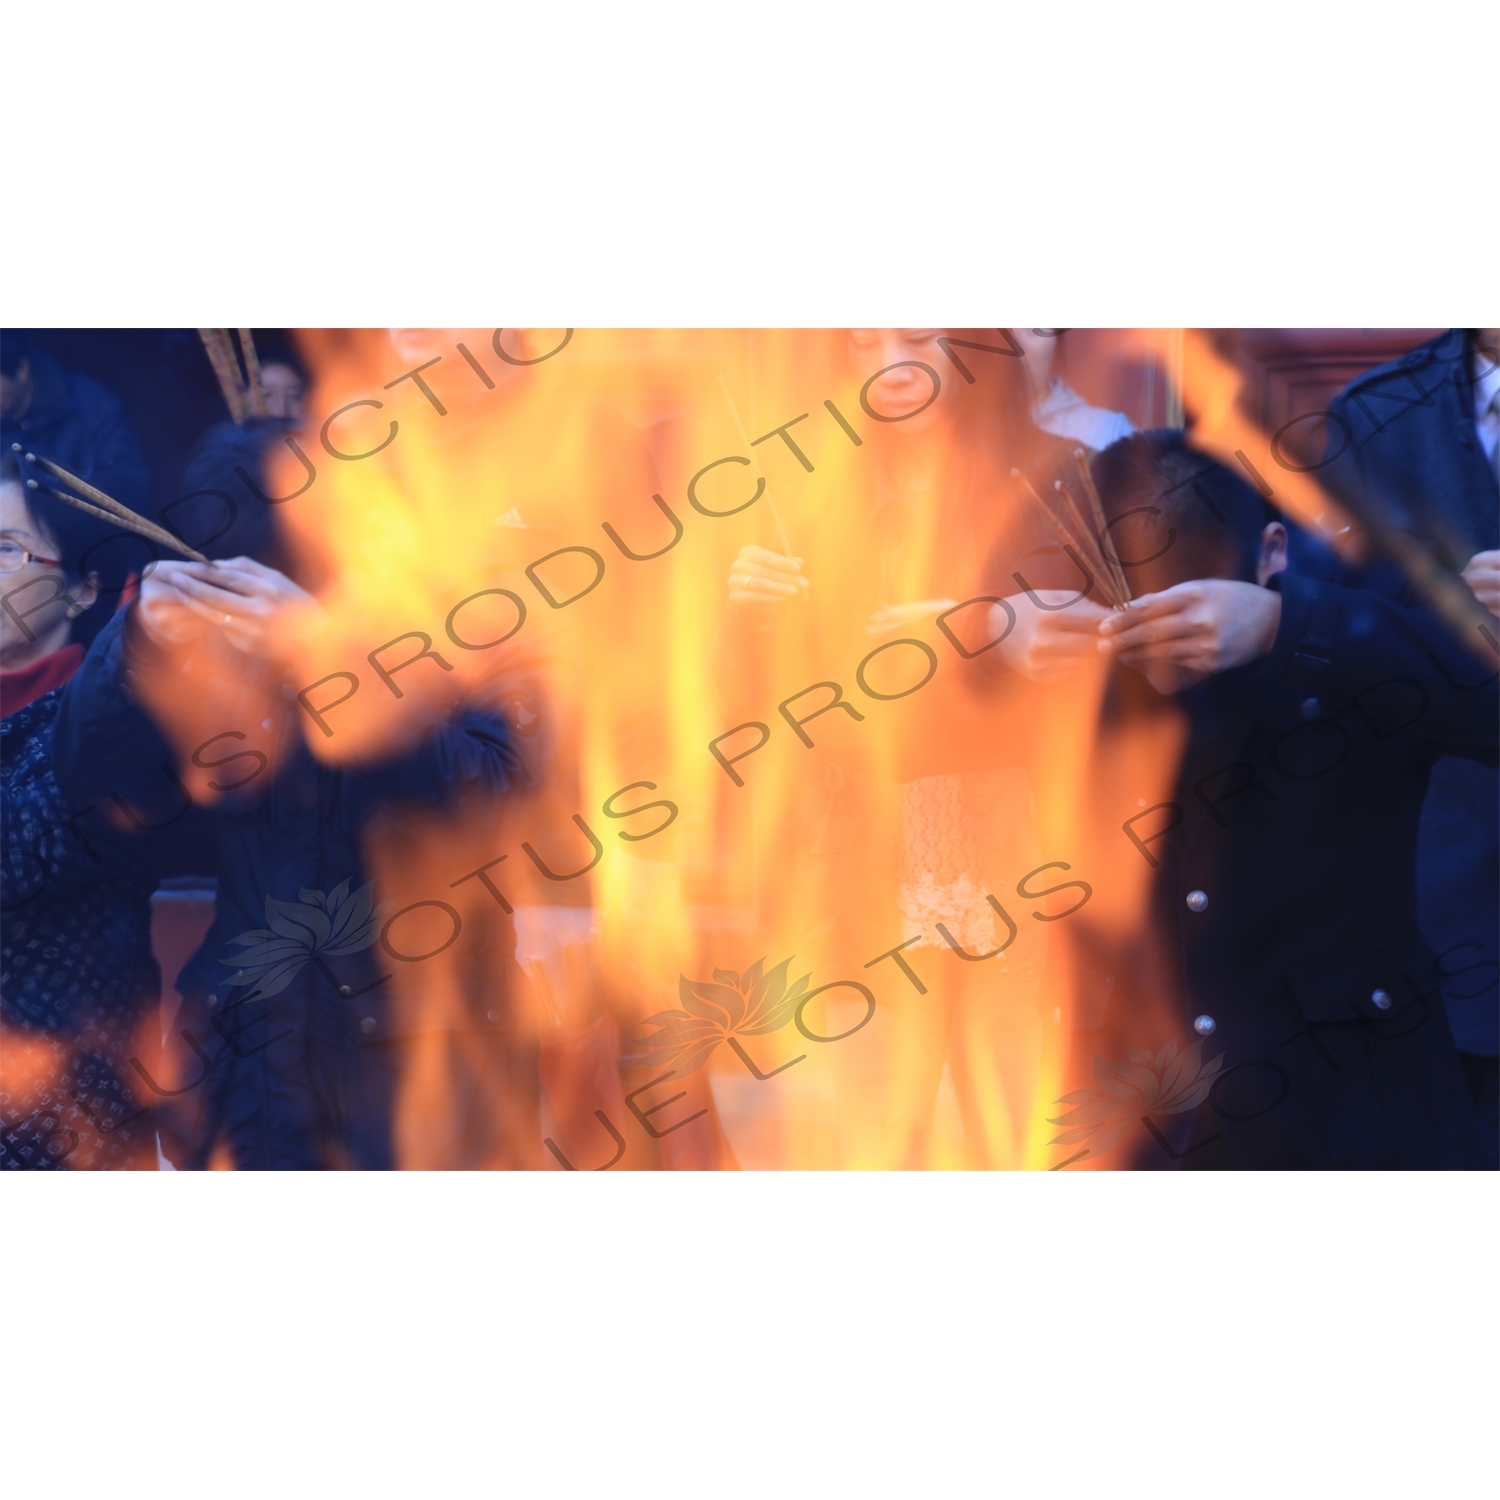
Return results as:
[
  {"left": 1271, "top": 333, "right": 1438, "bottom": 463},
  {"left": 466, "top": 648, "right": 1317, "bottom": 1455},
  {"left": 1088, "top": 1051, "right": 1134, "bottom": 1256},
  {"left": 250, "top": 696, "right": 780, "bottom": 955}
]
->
[{"left": 122, "top": 327, "right": 1361, "bottom": 1169}]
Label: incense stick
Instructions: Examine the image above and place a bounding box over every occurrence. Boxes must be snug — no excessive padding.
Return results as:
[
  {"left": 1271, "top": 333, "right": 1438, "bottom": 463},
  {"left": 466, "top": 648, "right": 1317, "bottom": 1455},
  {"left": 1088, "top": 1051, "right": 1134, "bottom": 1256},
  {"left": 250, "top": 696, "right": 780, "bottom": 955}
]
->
[
  {"left": 28, "top": 452, "right": 149, "bottom": 523},
  {"left": 25, "top": 453, "right": 208, "bottom": 561},
  {"left": 200, "top": 329, "right": 248, "bottom": 424},
  {"left": 238, "top": 329, "right": 268, "bottom": 419},
  {"left": 42, "top": 486, "right": 206, "bottom": 562},
  {"left": 1073, "top": 448, "right": 1131, "bottom": 603},
  {"left": 43, "top": 484, "right": 145, "bottom": 531},
  {"left": 1051, "top": 479, "right": 1103, "bottom": 575},
  {"left": 1052, "top": 477, "right": 1130, "bottom": 608},
  {"left": 1055, "top": 474, "right": 1128, "bottom": 609},
  {"left": 1011, "top": 466, "right": 1126, "bottom": 609},
  {"left": 1011, "top": 466, "right": 1093, "bottom": 566}
]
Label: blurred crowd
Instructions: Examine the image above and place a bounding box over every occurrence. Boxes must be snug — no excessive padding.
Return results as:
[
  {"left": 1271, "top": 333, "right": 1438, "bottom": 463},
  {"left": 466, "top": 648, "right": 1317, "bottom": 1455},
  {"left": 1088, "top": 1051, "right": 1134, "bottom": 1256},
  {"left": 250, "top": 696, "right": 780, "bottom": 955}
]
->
[{"left": 2, "top": 327, "right": 1496, "bottom": 1170}]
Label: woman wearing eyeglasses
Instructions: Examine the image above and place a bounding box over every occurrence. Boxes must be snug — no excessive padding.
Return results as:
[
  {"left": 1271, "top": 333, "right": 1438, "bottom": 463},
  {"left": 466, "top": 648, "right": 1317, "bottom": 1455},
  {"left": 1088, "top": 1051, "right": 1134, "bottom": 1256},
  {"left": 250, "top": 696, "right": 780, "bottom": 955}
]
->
[{"left": 0, "top": 453, "right": 175, "bottom": 1169}]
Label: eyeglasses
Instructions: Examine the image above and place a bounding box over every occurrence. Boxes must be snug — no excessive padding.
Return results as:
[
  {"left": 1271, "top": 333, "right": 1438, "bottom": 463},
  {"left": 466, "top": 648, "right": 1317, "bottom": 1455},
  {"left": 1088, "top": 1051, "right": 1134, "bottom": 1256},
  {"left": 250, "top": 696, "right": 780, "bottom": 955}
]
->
[{"left": 0, "top": 540, "right": 64, "bottom": 574}]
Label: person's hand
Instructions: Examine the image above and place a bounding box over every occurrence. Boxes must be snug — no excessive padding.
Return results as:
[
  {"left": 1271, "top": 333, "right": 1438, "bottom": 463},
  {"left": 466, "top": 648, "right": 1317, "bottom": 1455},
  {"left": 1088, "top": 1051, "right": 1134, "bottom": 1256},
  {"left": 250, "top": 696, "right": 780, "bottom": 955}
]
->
[
  {"left": 1098, "top": 578, "right": 1281, "bottom": 694},
  {"left": 727, "top": 545, "right": 808, "bottom": 628},
  {"left": 1461, "top": 550, "right": 1500, "bottom": 615},
  {"left": 866, "top": 599, "right": 958, "bottom": 637},
  {"left": 164, "top": 556, "right": 320, "bottom": 661},
  {"left": 996, "top": 591, "right": 1113, "bottom": 681},
  {"left": 135, "top": 560, "right": 206, "bottom": 647}
]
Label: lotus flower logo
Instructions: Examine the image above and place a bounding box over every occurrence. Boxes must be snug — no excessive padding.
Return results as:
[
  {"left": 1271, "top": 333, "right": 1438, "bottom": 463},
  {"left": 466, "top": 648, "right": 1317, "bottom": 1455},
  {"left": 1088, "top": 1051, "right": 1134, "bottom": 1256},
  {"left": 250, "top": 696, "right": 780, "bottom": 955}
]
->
[
  {"left": 1048, "top": 1036, "right": 1225, "bottom": 1158},
  {"left": 220, "top": 879, "right": 390, "bottom": 999},
  {"left": 633, "top": 956, "right": 813, "bottom": 1078}
]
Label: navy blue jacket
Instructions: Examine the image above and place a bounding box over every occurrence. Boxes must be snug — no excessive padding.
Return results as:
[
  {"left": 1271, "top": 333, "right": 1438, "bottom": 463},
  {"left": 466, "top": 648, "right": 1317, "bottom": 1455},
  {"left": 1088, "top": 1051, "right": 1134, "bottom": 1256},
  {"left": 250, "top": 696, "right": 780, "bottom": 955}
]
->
[
  {"left": 1291, "top": 330, "right": 1499, "bottom": 1055},
  {"left": 52, "top": 608, "right": 524, "bottom": 1169},
  {"left": 1139, "top": 572, "right": 1496, "bottom": 1168},
  {"left": 1, "top": 350, "right": 150, "bottom": 514}
]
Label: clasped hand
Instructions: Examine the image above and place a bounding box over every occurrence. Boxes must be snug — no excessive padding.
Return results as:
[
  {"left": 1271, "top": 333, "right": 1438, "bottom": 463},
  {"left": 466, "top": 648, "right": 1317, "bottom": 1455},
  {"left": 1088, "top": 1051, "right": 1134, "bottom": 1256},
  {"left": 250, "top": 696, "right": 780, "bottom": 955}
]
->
[
  {"left": 723, "top": 545, "right": 1284, "bottom": 694},
  {"left": 1461, "top": 549, "right": 1500, "bottom": 616},
  {"left": 136, "top": 556, "right": 320, "bottom": 660},
  {"left": 1098, "top": 579, "right": 1282, "bottom": 693},
  {"left": 994, "top": 579, "right": 1281, "bottom": 692}
]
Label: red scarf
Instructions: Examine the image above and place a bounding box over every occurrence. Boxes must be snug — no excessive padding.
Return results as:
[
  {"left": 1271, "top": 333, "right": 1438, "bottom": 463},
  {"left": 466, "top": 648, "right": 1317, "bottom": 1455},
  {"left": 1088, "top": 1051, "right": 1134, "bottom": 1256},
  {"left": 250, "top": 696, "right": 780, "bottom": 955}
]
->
[{"left": 0, "top": 643, "right": 84, "bottom": 716}]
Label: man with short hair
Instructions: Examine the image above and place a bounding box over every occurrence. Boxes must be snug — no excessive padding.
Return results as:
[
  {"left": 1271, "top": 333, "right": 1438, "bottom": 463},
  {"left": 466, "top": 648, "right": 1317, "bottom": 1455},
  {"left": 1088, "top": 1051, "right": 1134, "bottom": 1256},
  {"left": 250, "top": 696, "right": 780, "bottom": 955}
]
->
[{"left": 1084, "top": 430, "right": 1495, "bottom": 1168}]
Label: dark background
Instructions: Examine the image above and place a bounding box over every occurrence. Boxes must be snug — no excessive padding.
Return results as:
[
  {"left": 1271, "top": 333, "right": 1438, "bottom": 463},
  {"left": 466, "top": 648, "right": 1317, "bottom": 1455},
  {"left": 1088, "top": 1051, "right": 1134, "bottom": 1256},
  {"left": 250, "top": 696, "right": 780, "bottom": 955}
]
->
[
  {"left": 5, "top": 328, "right": 1439, "bottom": 529},
  {"left": 5, "top": 329, "right": 303, "bottom": 517}
]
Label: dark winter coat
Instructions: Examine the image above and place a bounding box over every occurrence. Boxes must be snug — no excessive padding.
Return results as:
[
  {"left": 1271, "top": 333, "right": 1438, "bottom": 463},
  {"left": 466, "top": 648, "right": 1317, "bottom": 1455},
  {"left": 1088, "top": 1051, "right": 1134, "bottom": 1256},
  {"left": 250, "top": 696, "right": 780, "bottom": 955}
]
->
[
  {"left": 52, "top": 608, "right": 526, "bottom": 1169},
  {"left": 2, "top": 350, "right": 150, "bottom": 514},
  {"left": 1289, "top": 329, "right": 1499, "bottom": 1056},
  {"left": 1133, "top": 572, "right": 1496, "bottom": 1168}
]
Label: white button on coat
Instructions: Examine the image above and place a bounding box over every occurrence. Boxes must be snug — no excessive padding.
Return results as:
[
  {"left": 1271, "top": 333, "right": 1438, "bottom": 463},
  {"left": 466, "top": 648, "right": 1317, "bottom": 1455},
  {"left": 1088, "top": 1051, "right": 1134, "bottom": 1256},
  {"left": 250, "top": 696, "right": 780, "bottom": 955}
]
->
[
  {"left": 1371, "top": 989, "right": 1392, "bottom": 1010},
  {"left": 1194, "top": 1015, "right": 1216, "bottom": 1036},
  {"left": 1186, "top": 890, "right": 1208, "bottom": 912}
]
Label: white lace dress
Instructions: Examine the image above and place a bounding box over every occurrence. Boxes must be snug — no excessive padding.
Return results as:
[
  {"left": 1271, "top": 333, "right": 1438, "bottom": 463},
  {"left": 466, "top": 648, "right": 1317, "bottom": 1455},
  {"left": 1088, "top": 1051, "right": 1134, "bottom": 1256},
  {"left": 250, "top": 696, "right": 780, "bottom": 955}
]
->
[{"left": 897, "top": 767, "right": 1041, "bottom": 953}]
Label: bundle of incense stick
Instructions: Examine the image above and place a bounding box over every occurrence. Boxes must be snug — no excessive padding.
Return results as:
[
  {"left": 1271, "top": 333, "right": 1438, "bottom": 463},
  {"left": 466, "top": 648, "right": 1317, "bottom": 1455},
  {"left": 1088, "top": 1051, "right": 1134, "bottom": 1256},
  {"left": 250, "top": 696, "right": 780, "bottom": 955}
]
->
[
  {"left": 15, "top": 447, "right": 208, "bottom": 562},
  {"left": 1009, "top": 448, "right": 1132, "bottom": 608},
  {"left": 199, "top": 329, "right": 267, "bottom": 425},
  {"left": 237, "top": 329, "right": 267, "bottom": 416}
]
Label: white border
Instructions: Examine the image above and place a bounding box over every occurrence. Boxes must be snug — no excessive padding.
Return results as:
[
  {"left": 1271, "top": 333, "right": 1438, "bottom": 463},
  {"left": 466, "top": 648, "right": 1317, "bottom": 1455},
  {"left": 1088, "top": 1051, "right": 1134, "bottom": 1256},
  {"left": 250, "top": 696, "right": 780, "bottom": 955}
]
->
[
  {"left": 6, "top": 3, "right": 1494, "bottom": 325},
  {"left": 7, "top": 1174, "right": 1497, "bottom": 1495}
]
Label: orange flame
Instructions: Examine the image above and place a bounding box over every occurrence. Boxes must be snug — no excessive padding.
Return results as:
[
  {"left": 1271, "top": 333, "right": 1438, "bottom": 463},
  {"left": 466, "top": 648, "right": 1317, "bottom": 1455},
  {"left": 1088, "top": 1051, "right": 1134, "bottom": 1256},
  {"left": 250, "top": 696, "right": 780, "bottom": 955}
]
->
[{"left": 126, "top": 327, "right": 1446, "bottom": 1170}]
